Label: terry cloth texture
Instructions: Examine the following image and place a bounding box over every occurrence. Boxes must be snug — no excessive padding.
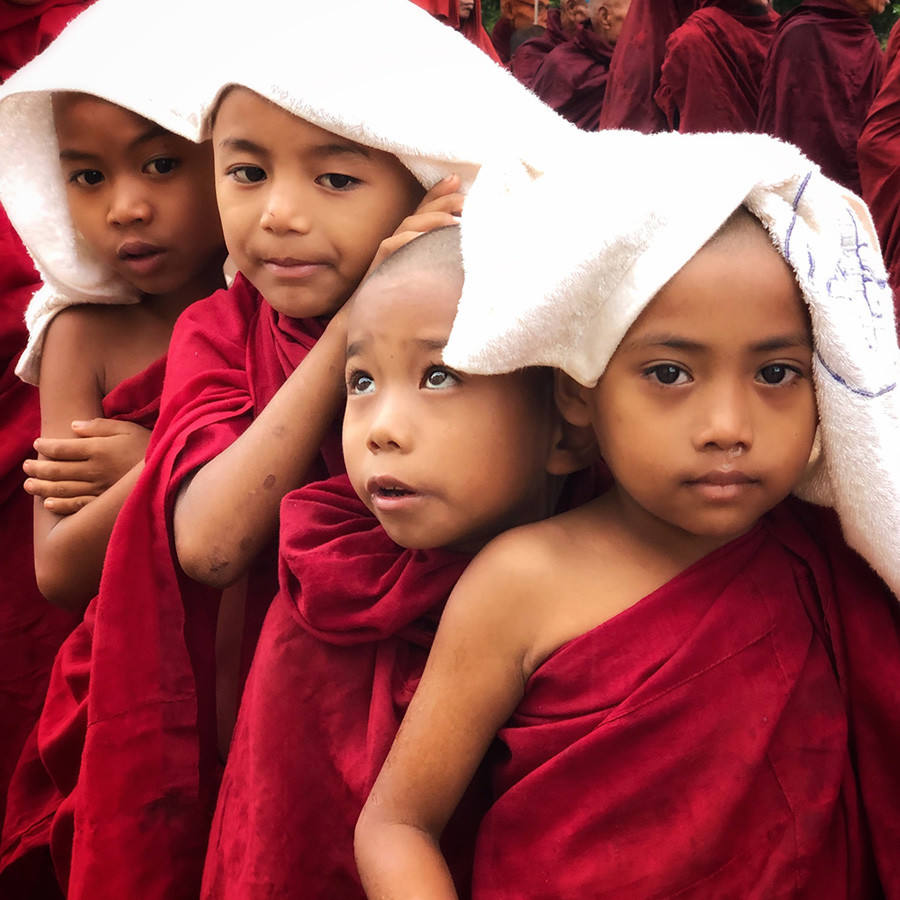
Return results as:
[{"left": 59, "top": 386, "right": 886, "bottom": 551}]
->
[{"left": 443, "top": 129, "right": 900, "bottom": 598}]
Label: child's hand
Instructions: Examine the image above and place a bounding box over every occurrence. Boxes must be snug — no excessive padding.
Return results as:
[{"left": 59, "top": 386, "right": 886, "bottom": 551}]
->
[
  {"left": 369, "top": 174, "right": 464, "bottom": 271},
  {"left": 24, "top": 419, "right": 152, "bottom": 515}
]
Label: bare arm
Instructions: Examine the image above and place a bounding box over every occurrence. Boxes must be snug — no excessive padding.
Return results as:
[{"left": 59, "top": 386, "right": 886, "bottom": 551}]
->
[
  {"left": 172, "top": 310, "right": 347, "bottom": 588},
  {"left": 30, "top": 310, "right": 149, "bottom": 611},
  {"left": 355, "top": 537, "right": 537, "bottom": 900}
]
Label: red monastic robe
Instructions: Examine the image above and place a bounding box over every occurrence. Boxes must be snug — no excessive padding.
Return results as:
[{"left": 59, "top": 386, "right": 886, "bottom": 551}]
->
[
  {"left": 655, "top": 0, "right": 778, "bottom": 133},
  {"left": 0, "top": 274, "right": 344, "bottom": 900},
  {"left": 858, "top": 20, "right": 900, "bottom": 326},
  {"left": 510, "top": 8, "right": 570, "bottom": 90},
  {"left": 0, "top": 353, "right": 166, "bottom": 899},
  {"left": 0, "top": 0, "right": 92, "bottom": 81},
  {"left": 409, "top": 0, "right": 500, "bottom": 62},
  {"left": 0, "top": 0, "right": 95, "bottom": 830},
  {"left": 0, "top": 206, "right": 75, "bottom": 833},
  {"left": 757, "top": 0, "right": 884, "bottom": 196},
  {"left": 598, "top": 0, "right": 699, "bottom": 132},
  {"left": 531, "top": 25, "right": 614, "bottom": 131},
  {"left": 201, "top": 476, "right": 480, "bottom": 899},
  {"left": 472, "top": 500, "right": 900, "bottom": 898}
]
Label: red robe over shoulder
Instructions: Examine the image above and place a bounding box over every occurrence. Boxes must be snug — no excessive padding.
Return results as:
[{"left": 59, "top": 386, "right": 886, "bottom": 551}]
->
[
  {"left": 0, "top": 274, "right": 344, "bottom": 900},
  {"left": 510, "top": 7, "right": 569, "bottom": 90},
  {"left": 655, "top": 0, "right": 778, "bottom": 133},
  {"left": 472, "top": 500, "right": 900, "bottom": 898},
  {"left": 858, "top": 20, "right": 900, "bottom": 326},
  {"left": 531, "top": 25, "right": 614, "bottom": 131},
  {"left": 0, "top": 205, "right": 74, "bottom": 833},
  {"left": 0, "top": 352, "right": 166, "bottom": 898},
  {"left": 201, "top": 475, "right": 481, "bottom": 899},
  {"left": 757, "top": 0, "right": 884, "bottom": 195},
  {"left": 598, "top": 0, "right": 699, "bottom": 132},
  {"left": 0, "top": 0, "right": 92, "bottom": 81}
]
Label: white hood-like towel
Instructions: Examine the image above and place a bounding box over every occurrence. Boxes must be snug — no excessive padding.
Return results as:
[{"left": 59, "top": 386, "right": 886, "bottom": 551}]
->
[
  {"left": 0, "top": 0, "right": 579, "bottom": 385},
  {"left": 444, "top": 129, "right": 900, "bottom": 597}
]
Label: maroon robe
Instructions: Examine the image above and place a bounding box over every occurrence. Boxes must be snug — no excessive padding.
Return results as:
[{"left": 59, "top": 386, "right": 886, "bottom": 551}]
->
[
  {"left": 858, "top": 20, "right": 900, "bottom": 327},
  {"left": 0, "top": 274, "right": 344, "bottom": 900},
  {"left": 0, "top": 354, "right": 166, "bottom": 899},
  {"left": 0, "top": 205, "right": 76, "bottom": 833},
  {"left": 0, "top": 0, "right": 92, "bottom": 81},
  {"left": 655, "top": 0, "right": 778, "bottom": 133},
  {"left": 201, "top": 476, "right": 481, "bottom": 899},
  {"left": 531, "top": 25, "right": 614, "bottom": 131},
  {"left": 472, "top": 500, "right": 900, "bottom": 898},
  {"left": 491, "top": 14, "right": 515, "bottom": 62},
  {"left": 757, "top": 0, "right": 884, "bottom": 195},
  {"left": 510, "top": 8, "right": 570, "bottom": 89},
  {"left": 598, "top": 0, "right": 699, "bottom": 132}
]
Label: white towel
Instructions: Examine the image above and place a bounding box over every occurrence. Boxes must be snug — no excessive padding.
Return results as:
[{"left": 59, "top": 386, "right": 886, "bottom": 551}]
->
[
  {"left": 0, "top": 0, "right": 579, "bottom": 384},
  {"left": 444, "top": 129, "right": 900, "bottom": 597}
]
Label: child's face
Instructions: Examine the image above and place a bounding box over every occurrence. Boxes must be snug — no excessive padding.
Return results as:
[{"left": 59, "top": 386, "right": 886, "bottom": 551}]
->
[
  {"left": 211, "top": 88, "right": 424, "bottom": 319},
  {"left": 343, "top": 267, "right": 559, "bottom": 552},
  {"left": 53, "top": 94, "right": 224, "bottom": 299},
  {"left": 559, "top": 225, "right": 817, "bottom": 546}
]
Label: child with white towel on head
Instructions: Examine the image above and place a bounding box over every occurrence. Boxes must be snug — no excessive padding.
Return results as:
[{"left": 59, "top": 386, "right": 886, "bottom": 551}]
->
[{"left": 355, "top": 134, "right": 900, "bottom": 899}]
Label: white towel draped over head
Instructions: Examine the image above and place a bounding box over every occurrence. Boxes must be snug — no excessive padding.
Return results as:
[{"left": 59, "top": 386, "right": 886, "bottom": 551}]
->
[
  {"left": 444, "top": 129, "right": 900, "bottom": 597},
  {"left": 0, "top": 0, "right": 580, "bottom": 385}
]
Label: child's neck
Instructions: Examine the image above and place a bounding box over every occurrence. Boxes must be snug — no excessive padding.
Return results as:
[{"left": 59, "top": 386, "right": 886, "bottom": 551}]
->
[{"left": 140, "top": 255, "right": 226, "bottom": 326}]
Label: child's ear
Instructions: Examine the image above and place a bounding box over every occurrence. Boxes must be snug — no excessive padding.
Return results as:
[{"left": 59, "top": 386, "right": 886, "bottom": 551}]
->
[{"left": 554, "top": 371, "right": 594, "bottom": 428}]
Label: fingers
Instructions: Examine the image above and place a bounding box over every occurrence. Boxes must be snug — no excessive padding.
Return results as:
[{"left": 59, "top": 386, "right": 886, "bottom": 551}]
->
[
  {"left": 70, "top": 417, "right": 132, "bottom": 438},
  {"left": 23, "top": 457, "right": 100, "bottom": 484},
  {"left": 32, "top": 436, "right": 91, "bottom": 462},
  {"left": 43, "top": 495, "right": 96, "bottom": 516},
  {"left": 24, "top": 476, "right": 101, "bottom": 501}
]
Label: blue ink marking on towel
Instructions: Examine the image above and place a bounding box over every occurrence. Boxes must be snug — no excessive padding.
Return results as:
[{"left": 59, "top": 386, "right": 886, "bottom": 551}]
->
[
  {"left": 816, "top": 351, "right": 896, "bottom": 398},
  {"left": 784, "top": 171, "right": 813, "bottom": 264}
]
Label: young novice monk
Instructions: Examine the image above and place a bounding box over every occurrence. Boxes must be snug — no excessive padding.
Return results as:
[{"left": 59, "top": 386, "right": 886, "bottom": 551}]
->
[
  {"left": 356, "top": 137, "right": 900, "bottom": 897},
  {"left": 202, "top": 226, "right": 594, "bottom": 899},
  {"left": 0, "top": 0, "right": 578, "bottom": 895}
]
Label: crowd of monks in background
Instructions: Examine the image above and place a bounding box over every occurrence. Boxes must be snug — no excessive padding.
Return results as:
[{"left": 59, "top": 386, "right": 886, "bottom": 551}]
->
[{"left": 417, "top": 0, "right": 900, "bottom": 321}]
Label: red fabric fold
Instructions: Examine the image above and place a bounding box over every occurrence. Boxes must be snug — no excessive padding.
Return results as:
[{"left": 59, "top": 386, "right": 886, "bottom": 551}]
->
[
  {"left": 598, "top": 0, "right": 699, "bottom": 132},
  {"left": 0, "top": 0, "right": 92, "bottom": 81},
  {"left": 0, "top": 347, "right": 166, "bottom": 897},
  {"left": 201, "top": 474, "right": 479, "bottom": 899},
  {"left": 471, "top": 499, "right": 899, "bottom": 898},
  {"left": 510, "top": 7, "right": 569, "bottom": 89},
  {"left": 757, "top": 0, "right": 884, "bottom": 195},
  {"left": 0, "top": 274, "right": 344, "bottom": 900},
  {"left": 409, "top": 0, "right": 500, "bottom": 61},
  {"left": 531, "top": 25, "right": 614, "bottom": 131},
  {"left": 655, "top": 3, "right": 778, "bottom": 133},
  {"left": 859, "top": 20, "right": 900, "bottom": 326}
]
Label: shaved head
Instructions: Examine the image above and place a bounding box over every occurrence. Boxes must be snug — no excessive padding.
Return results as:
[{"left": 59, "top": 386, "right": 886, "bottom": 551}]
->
[{"left": 364, "top": 225, "right": 464, "bottom": 290}]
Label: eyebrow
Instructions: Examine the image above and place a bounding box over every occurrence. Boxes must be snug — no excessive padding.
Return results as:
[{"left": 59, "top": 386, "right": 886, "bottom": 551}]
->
[
  {"left": 59, "top": 123, "right": 170, "bottom": 162},
  {"left": 217, "top": 137, "right": 371, "bottom": 163},
  {"left": 345, "top": 336, "right": 448, "bottom": 361},
  {"left": 621, "top": 332, "right": 813, "bottom": 354}
]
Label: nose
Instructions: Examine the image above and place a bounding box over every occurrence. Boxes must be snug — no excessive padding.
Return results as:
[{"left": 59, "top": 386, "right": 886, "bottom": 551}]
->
[
  {"left": 692, "top": 380, "right": 753, "bottom": 454},
  {"left": 366, "top": 394, "right": 412, "bottom": 454},
  {"left": 260, "top": 178, "right": 312, "bottom": 235},
  {"left": 106, "top": 177, "right": 153, "bottom": 227}
]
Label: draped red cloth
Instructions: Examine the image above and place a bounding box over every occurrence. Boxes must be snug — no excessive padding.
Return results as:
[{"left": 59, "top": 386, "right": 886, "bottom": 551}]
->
[
  {"left": 530, "top": 25, "right": 614, "bottom": 131},
  {"left": 471, "top": 499, "right": 900, "bottom": 898},
  {"left": 0, "top": 204, "right": 74, "bottom": 835},
  {"left": 598, "top": 0, "right": 699, "bottom": 132},
  {"left": 655, "top": 1, "right": 778, "bottom": 133},
  {"left": 0, "top": 352, "right": 166, "bottom": 899},
  {"left": 408, "top": 0, "right": 500, "bottom": 62},
  {"left": 859, "top": 20, "right": 900, "bottom": 326},
  {"left": 0, "top": 273, "right": 344, "bottom": 900},
  {"left": 0, "top": 0, "right": 92, "bottom": 81},
  {"left": 510, "top": 8, "right": 569, "bottom": 89},
  {"left": 201, "top": 475, "right": 481, "bottom": 899},
  {"left": 757, "top": 0, "right": 884, "bottom": 196}
]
